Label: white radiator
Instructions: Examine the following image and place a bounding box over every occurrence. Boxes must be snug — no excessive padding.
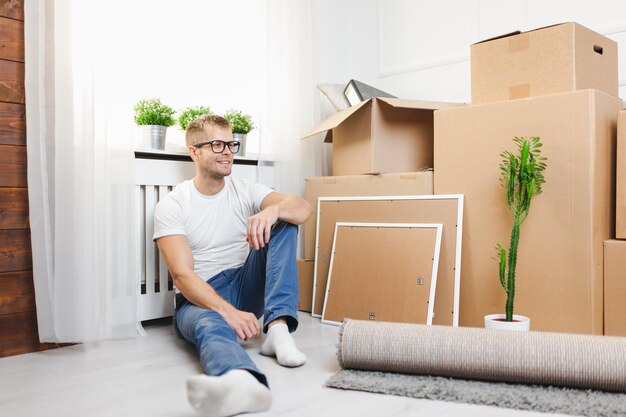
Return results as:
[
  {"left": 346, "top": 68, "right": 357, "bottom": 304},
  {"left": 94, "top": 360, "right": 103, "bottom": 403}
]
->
[
  {"left": 136, "top": 183, "right": 176, "bottom": 321},
  {"left": 135, "top": 156, "right": 195, "bottom": 321}
]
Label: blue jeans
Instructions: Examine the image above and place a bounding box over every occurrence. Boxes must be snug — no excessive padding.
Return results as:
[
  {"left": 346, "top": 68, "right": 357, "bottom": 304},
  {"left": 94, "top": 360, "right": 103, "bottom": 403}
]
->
[{"left": 173, "top": 220, "right": 300, "bottom": 387}]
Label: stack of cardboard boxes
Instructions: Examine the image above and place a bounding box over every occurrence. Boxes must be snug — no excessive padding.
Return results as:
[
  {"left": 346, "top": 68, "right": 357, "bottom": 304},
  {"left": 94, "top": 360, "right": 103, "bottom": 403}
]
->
[
  {"left": 434, "top": 22, "right": 623, "bottom": 334},
  {"left": 298, "top": 98, "right": 462, "bottom": 316},
  {"left": 299, "top": 22, "right": 624, "bottom": 336}
]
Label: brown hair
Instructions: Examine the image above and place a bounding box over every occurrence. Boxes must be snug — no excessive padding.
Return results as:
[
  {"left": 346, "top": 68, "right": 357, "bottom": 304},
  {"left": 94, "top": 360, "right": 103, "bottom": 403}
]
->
[{"left": 185, "top": 114, "right": 232, "bottom": 147}]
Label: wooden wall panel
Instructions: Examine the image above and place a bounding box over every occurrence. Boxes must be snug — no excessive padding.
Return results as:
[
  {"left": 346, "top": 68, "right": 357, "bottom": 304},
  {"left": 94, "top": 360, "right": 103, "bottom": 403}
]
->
[
  {"left": 0, "top": 144, "right": 27, "bottom": 186},
  {"left": 0, "top": 102, "right": 25, "bottom": 145},
  {"left": 0, "top": 312, "right": 70, "bottom": 357},
  {"left": 0, "top": 312, "right": 64, "bottom": 356},
  {"left": 0, "top": 0, "right": 24, "bottom": 20},
  {"left": 0, "top": 270, "right": 34, "bottom": 315},
  {"left": 0, "top": 59, "right": 24, "bottom": 103},
  {"left": 0, "top": 229, "right": 32, "bottom": 272},
  {"left": 0, "top": 311, "right": 41, "bottom": 356},
  {"left": 0, "top": 0, "right": 44, "bottom": 358},
  {"left": 0, "top": 187, "right": 29, "bottom": 228},
  {"left": 0, "top": 16, "right": 24, "bottom": 62}
]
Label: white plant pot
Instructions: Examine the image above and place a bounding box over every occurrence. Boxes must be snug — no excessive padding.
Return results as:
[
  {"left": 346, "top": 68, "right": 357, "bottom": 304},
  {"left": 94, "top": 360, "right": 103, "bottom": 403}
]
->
[
  {"left": 142, "top": 125, "right": 168, "bottom": 151},
  {"left": 484, "top": 313, "right": 530, "bottom": 331},
  {"left": 233, "top": 133, "right": 247, "bottom": 157}
]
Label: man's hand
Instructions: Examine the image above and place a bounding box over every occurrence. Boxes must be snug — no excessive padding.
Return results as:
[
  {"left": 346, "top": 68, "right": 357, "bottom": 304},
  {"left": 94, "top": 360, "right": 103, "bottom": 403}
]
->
[
  {"left": 247, "top": 205, "right": 279, "bottom": 250},
  {"left": 220, "top": 304, "right": 261, "bottom": 340}
]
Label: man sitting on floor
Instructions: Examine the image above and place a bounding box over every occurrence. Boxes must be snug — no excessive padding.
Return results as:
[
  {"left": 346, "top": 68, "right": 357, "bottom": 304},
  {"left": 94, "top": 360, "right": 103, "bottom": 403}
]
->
[{"left": 154, "top": 114, "right": 312, "bottom": 417}]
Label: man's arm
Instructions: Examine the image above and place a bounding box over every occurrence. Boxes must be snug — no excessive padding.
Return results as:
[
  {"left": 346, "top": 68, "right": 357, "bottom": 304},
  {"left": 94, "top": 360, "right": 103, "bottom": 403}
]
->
[
  {"left": 156, "top": 235, "right": 261, "bottom": 340},
  {"left": 247, "top": 192, "right": 313, "bottom": 250}
]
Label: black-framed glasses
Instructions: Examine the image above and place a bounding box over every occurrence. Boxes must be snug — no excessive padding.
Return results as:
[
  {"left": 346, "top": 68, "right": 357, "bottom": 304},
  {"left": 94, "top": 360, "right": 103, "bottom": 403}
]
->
[{"left": 193, "top": 140, "right": 240, "bottom": 154}]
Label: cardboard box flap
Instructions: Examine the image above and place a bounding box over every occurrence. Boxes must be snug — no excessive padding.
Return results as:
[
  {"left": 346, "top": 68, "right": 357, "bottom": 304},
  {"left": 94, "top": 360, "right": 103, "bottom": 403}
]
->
[
  {"left": 377, "top": 97, "right": 464, "bottom": 111},
  {"left": 472, "top": 22, "right": 577, "bottom": 45},
  {"left": 473, "top": 30, "right": 521, "bottom": 45},
  {"left": 301, "top": 99, "right": 371, "bottom": 140}
]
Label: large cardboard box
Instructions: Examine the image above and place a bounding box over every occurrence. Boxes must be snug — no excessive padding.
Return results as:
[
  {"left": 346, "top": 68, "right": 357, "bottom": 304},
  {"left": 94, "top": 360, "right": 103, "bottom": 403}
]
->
[
  {"left": 617, "top": 111, "right": 626, "bottom": 238},
  {"left": 297, "top": 259, "right": 314, "bottom": 313},
  {"left": 302, "top": 98, "right": 462, "bottom": 176},
  {"left": 471, "top": 22, "right": 618, "bottom": 105},
  {"left": 303, "top": 171, "right": 433, "bottom": 259},
  {"left": 604, "top": 240, "right": 626, "bottom": 336},
  {"left": 434, "top": 89, "right": 622, "bottom": 334}
]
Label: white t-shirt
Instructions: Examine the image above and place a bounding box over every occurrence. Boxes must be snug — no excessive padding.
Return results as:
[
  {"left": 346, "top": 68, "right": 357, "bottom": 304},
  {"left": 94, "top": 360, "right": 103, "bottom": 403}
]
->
[{"left": 153, "top": 177, "right": 273, "bottom": 282}]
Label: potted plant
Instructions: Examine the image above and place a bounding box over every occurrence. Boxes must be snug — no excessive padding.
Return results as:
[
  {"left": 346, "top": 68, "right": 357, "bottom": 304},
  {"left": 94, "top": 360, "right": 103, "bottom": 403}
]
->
[
  {"left": 178, "top": 105, "right": 212, "bottom": 131},
  {"left": 133, "top": 98, "right": 176, "bottom": 151},
  {"left": 224, "top": 109, "right": 255, "bottom": 157},
  {"left": 485, "top": 136, "right": 547, "bottom": 331}
]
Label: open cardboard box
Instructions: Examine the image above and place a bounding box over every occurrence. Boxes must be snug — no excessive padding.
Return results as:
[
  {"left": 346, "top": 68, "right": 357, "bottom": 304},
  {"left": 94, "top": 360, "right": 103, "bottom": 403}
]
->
[
  {"left": 471, "top": 22, "right": 618, "bottom": 104},
  {"left": 434, "top": 89, "right": 622, "bottom": 334},
  {"left": 302, "top": 98, "right": 462, "bottom": 176}
]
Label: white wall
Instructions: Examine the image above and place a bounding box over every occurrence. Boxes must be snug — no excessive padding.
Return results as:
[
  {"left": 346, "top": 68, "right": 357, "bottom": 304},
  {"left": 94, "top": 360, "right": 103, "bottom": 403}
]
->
[
  {"left": 311, "top": 0, "right": 626, "bottom": 103},
  {"left": 98, "top": 1, "right": 626, "bottom": 190},
  {"left": 102, "top": 0, "right": 267, "bottom": 153}
]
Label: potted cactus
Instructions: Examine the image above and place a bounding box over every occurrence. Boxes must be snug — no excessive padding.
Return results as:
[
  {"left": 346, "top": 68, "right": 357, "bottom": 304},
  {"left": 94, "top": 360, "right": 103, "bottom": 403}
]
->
[
  {"left": 224, "top": 109, "right": 255, "bottom": 156},
  {"left": 485, "top": 136, "right": 547, "bottom": 331},
  {"left": 133, "top": 98, "right": 176, "bottom": 150}
]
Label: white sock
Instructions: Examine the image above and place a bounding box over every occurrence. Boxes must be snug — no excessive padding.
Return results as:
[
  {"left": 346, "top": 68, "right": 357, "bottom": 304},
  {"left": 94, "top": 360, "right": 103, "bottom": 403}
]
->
[
  {"left": 186, "top": 369, "right": 271, "bottom": 417},
  {"left": 260, "top": 322, "right": 306, "bottom": 367}
]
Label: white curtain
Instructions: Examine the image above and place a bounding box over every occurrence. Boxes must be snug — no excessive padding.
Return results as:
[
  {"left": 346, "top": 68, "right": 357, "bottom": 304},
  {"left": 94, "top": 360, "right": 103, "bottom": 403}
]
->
[
  {"left": 259, "top": 1, "right": 316, "bottom": 197},
  {"left": 24, "top": 0, "right": 140, "bottom": 342}
]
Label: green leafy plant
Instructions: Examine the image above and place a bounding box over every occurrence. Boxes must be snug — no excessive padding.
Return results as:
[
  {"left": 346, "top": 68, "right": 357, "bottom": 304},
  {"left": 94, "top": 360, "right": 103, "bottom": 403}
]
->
[
  {"left": 133, "top": 98, "right": 176, "bottom": 127},
  {"left": 495, "top": 136, "right": 547, "bottom": 321},
  {"left": 178, "top": 106, "right": 212, "bottom": 131},
  {"left": 224, "top": 109, "right": 255, "bottom": 134}
]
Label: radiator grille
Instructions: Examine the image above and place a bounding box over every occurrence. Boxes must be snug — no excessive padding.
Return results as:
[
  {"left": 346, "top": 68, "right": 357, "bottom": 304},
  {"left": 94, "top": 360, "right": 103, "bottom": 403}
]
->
[{"left": 136, "top": 184, "right": 175, "bottom": 320}]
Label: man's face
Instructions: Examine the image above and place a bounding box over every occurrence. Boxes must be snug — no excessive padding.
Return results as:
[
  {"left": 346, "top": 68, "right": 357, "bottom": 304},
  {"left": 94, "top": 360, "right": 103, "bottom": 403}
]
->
[{"left": 193, "top": 125, "right": 235, "bottom": 180}]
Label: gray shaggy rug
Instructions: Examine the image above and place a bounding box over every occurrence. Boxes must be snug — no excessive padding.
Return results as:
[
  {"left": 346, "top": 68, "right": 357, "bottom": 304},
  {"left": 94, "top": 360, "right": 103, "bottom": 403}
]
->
[{"left": 326, "top": 369, "right": 626, "bottom": 417}]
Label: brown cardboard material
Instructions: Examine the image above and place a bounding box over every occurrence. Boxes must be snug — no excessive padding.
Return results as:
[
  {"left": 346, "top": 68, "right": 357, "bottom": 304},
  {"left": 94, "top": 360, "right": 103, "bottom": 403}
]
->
[
  {"left": 303, "top": 171, "right": 434, "bottom": 259},
  {"left": 617, "top": 111, "right": 626, "bottom": 238},
  {"left": 322, "top": 223, "right": 440, "bottom": 325},
  {"left": 297, "top": 259, "right": 314, "bottom": 313},
  {"left": 471, "top": 22, "right": 618, "bottom": 104},
  {"left": 314, "top": 196, "right": 463, "bottom": 326},
  {"left": 302, "top": 98, "right": 463, "bottom": 175},
  {"left": 604, "top": 240, "right": 626, "bottom": 336},
  {"left": 434, "top": 89, "right": 622, "bottom": 334}
]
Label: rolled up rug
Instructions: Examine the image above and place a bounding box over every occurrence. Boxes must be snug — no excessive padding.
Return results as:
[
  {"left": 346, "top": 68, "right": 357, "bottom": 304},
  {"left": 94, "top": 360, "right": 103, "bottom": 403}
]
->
[{"left": 337, "top": 319, "right": 626, "bottom": 392}]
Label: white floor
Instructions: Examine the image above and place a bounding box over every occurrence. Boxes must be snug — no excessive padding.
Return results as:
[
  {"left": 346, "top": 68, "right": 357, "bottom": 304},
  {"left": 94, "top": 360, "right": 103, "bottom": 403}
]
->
[{"left": 0, "top": 313, "right": 567, "bottom": 417}]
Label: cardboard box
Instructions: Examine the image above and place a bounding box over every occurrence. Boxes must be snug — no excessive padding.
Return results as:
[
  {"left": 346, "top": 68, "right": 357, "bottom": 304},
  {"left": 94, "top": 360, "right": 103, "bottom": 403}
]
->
[
  {"left": 297, "top": 259, "right": 314, "bottom": 312},
  {"left": 303, "top": 171, "right": 433, "bottom": 259},
  {"left": 471, "top": 22, "right": 618, "bottom": 105},
  {"left": 434, "top": 89, "right": 622, "bottom": 334},
  {"left": 302, "top": 98, "right": 462, "bottom": 176},
  {"left": 617, "top": 111, "right": 626, "bottom": 238},
  {"left": 604, "top": 240, "right": 626, "bottom": 336}
]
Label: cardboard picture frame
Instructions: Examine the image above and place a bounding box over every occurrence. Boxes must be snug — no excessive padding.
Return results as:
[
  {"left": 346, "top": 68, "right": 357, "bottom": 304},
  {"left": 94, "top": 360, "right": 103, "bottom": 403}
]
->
[
  {"left": 312, "top": 194, "right": 464, "bottom": 326},
  {"left": 320, "top": 222, "right": 443, "bottom": 326}
]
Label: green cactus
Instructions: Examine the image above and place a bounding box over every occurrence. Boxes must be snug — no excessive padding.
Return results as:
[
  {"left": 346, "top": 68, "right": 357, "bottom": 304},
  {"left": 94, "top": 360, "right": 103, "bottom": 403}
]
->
[{"left": 496, "top": 136, "right": 547, "bottom": 321}]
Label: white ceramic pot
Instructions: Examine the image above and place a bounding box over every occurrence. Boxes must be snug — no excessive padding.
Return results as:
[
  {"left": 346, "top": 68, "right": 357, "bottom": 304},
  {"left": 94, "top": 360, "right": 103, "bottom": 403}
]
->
[
  {"left": 233, "top": 133, "right": 247, "bottom": 157},
  {"left": 484, "top": 313, "right": 530, "bottom": 331},
  {"left": 142, "top": 125, "right": 167, "bottom": 150}
]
